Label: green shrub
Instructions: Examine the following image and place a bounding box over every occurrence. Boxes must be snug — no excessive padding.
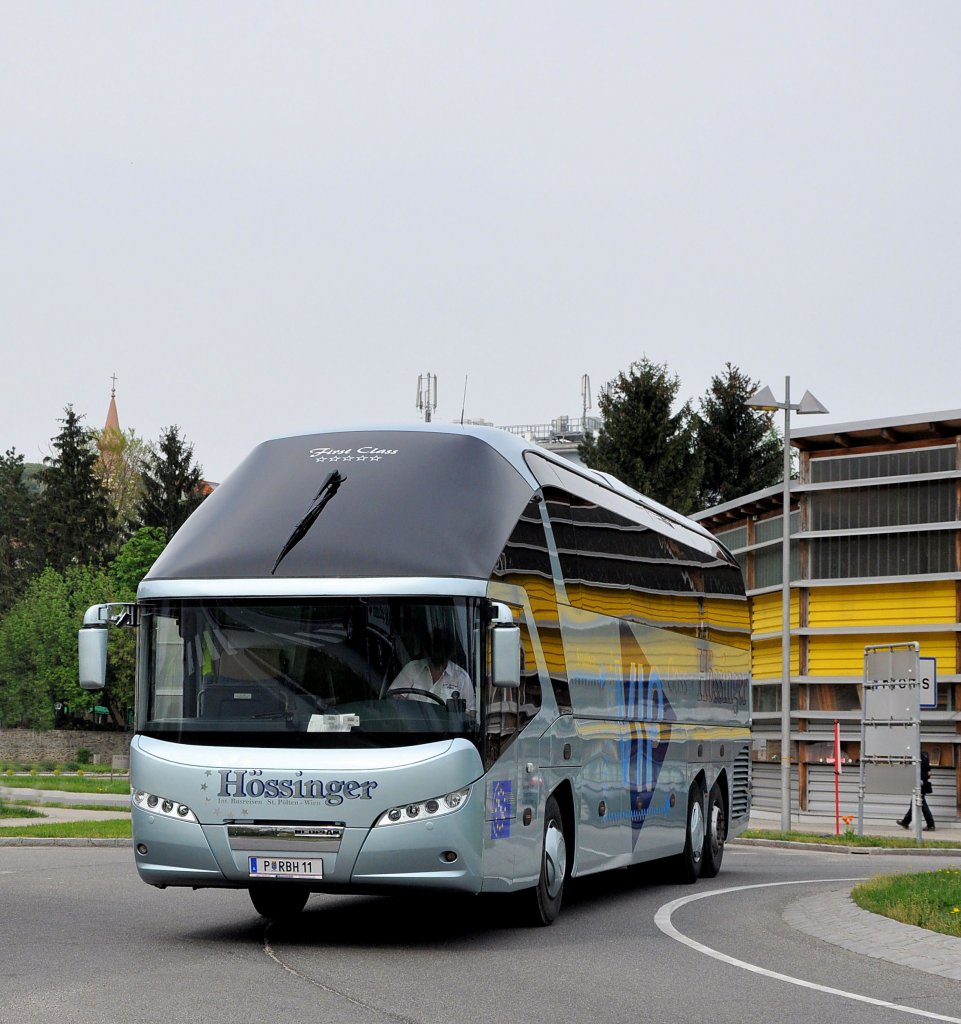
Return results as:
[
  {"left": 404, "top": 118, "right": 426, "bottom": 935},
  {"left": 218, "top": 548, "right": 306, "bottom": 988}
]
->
[{"left": 76, "top": 748, "right": 92, "bottom": 765}]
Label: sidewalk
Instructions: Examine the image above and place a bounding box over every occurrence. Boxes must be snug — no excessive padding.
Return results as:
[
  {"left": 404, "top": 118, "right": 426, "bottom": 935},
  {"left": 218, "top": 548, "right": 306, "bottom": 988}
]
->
[
  {"left": 748, "top": 806, "right": 961, "bottom": 846},
  {"left": 0, "top": 784, "right": 130, "bottom": 830}
]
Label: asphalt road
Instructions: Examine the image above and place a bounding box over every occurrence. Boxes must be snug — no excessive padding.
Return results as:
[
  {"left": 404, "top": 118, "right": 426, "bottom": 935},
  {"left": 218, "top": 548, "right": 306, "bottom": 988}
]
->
[{"left": 1, "top": 844, "right": 959, "bottom": 1024}]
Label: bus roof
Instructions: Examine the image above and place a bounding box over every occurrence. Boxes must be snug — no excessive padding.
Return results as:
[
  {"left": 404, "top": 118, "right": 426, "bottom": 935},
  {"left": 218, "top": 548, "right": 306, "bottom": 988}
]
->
[{"left": 144, "top": 423, "right": 721, "bottom": 584}]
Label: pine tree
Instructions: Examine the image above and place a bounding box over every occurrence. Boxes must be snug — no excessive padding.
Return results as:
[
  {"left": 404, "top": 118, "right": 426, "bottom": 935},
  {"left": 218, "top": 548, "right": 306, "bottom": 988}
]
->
[
  {"left": 31, "top": 406, "right": 115, "bottom": 571},
  {"left": 697, "top": 363, "right": 782, "bottom": 508},
  {"left": 138, "top": 426, "right": 206, "bottom": 537},
  {"left": 0, "top": 448, "right": 36, "bottom": 612},
  {"left": 579, "top": 357, "right": 704, "bottom": 515}
]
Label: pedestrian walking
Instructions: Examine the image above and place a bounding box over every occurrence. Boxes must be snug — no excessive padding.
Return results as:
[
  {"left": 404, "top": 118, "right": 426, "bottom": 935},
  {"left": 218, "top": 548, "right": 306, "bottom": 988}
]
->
[{"left": 897, "top": 751, "right": 935, "bottom": 831}]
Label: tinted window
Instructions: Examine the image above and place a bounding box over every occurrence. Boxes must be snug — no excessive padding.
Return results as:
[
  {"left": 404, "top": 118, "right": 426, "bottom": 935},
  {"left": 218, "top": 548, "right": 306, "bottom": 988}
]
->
[
  {"left": 147, "top": 431, "right": 533, "bottom": 581},
  {"left": 494, "top": 497, "right": 553, "bottom": 580}
]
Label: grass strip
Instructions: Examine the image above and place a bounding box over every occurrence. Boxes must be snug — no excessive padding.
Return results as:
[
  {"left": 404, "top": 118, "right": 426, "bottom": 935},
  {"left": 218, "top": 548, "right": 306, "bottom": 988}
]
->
[
  {"left": 0, "top": 805, "right": 44, "bottom": 819},
  {"left": 852, "top": 868, "right": 961, "bottom": 938},
  {"left": 0, "top": 818, "right": 132, "bottom": 839},
  {"left": 741, "top": 828, "right": 960, "bottom": 850},
  {"left": 0, "top": 776, "right": 130, "bottom": 795}
]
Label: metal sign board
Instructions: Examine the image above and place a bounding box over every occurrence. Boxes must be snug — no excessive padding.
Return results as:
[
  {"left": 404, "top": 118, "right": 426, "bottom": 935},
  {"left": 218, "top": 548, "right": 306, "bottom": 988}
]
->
[
  {"left": 920, "top": 657, "right": 937, "bottom": 710},
  {"left": 859, "top": 643, "right": 923, "bottom": 839},
  {"left": 864, "top": 764, "right": 915, "bottom": 797},
  {"left": 862, "top": 721, "right": 919, "bottom": 759},
  {"left": 863, "top": 647, "right": 920, "bottom": 721},
  {"left": 863, "top": 681, "right": 920, "bottom": 721}
]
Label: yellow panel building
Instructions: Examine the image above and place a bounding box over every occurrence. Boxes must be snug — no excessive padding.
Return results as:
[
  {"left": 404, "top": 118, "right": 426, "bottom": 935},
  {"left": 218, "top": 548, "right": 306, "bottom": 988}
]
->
[{"left": 695, "top": 410, "right": 961, "bottom": 822}]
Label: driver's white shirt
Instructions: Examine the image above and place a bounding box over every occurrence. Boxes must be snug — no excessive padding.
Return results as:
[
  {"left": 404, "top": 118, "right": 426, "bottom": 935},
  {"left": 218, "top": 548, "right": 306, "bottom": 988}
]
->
[{"left": 388, "top": 659, "right": 476, "bottom": 713}]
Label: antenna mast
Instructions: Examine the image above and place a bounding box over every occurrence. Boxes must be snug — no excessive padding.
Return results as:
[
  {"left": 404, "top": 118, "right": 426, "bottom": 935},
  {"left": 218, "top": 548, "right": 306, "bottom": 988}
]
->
[
  {"left": 581, "top": 373, "right": 591, "bottom": 420},
  {"left": 416, "top": 373, "right": 438, "bottom": 422}
]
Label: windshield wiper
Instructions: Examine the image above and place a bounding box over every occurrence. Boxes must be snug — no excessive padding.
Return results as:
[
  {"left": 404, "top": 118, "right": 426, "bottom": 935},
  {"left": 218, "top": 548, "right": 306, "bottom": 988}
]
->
[{"left": 271, "top": 470, "right": 345, "bottom": 575}]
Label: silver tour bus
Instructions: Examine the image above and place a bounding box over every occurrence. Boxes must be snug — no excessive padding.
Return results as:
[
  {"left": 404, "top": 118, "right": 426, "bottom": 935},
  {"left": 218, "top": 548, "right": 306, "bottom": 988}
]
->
[{"left": 80, "top": 424, "right": 751, "bottom": 925}]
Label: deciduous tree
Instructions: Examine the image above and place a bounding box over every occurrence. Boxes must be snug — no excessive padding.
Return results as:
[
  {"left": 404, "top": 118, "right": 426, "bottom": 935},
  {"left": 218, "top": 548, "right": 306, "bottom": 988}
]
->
[
  {"left": 95, "top": 425, "right": 148, "bottom": 540},
  {"left": 108, "top": 526, "right": 167, "bottom": 600},
  {"left": 0, "top": 565, "right": 110, "bottom": 729},
  {"left": 103, "top": 527, "right": 169, "bottom": 725}
]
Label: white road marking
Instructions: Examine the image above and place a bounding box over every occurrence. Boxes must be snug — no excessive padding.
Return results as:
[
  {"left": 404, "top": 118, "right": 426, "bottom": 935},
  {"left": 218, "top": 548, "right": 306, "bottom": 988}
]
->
[{"left": 655, "top": 879, "right": 961, "bottom": 1023}]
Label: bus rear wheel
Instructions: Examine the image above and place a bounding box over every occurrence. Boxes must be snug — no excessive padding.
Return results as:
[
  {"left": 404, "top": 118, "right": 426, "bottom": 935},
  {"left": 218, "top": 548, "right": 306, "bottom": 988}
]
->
[
  {"left": 248, "top": 883, "right": 310, "bottom": 920},
  {"left": 700, "top": 782, "right": 726, "bottom": 878},
  {"left": 527, "top": 794, "right": 568, "bottom": 926}
]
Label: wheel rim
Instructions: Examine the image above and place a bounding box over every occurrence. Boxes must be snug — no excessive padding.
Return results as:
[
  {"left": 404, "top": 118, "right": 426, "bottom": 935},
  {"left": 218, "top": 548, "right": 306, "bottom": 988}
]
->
[
  {"left": 689, "top": 799, "right": 705, "bottom": 863},
  {"left": 543, "top": 818, "right": 567, "bottom": 899}
]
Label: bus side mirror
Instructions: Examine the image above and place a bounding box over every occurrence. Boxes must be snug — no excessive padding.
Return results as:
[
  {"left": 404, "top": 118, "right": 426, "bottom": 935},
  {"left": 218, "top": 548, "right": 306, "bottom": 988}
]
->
[
  {"left": 491, "top": 623, "right": 521, "bottom": 688},
  {"left": 78, "top": 603, "right": 136, "bottom": 691},
  {"left": 79, "top": 624, "right": 108, "bottom": 691}
]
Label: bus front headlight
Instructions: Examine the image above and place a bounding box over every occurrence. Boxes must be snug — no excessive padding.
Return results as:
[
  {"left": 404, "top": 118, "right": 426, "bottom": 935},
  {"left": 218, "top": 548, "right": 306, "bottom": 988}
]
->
[
  {"left": 374, "top": 787, "right": 471, "bottom": 827},
  {"left": 132, "top": 786, "right": 197, "bottom": 823}
]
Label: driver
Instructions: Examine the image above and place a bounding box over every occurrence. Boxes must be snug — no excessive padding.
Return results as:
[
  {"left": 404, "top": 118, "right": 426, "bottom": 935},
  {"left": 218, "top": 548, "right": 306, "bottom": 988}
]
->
[{"left": 388, "top": 628, "right": 476, "bottom": 715}]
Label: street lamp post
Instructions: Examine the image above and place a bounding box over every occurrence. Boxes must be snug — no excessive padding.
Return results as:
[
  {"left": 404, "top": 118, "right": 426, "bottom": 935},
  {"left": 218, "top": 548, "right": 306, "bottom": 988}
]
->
[{"left": 746, "top": 377, "right": 828, "bottom": 832}]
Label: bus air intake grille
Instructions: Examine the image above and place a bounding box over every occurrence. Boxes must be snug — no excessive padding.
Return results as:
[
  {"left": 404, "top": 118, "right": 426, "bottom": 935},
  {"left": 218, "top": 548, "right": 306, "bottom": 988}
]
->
[{"left": 731, "top": 746, "right": 750, "bottom": 819}]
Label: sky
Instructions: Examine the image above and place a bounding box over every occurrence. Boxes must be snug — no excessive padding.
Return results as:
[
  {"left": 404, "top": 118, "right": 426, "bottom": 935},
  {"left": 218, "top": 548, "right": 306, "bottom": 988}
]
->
[{"left": 3, "top": 3, "right": 960, "bottom": 483}]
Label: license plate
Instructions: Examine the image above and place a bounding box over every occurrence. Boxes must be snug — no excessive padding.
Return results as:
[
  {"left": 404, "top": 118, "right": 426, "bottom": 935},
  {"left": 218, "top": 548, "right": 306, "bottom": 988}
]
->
[{"left": 248, "top": 856, "right": 323, "bottom": 879}]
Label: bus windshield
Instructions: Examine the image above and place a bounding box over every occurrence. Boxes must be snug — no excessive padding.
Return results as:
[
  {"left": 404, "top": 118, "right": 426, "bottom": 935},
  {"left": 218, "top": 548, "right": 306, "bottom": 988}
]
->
[{"left": 138, "top": 597, "right": 483, "bottom": 748}]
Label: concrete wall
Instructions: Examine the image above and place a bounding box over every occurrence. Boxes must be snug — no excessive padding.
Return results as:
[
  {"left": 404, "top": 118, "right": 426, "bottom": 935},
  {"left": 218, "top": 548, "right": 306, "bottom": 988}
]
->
[{"left": 0, "top": 729, "right": 132, "bottom": 764}]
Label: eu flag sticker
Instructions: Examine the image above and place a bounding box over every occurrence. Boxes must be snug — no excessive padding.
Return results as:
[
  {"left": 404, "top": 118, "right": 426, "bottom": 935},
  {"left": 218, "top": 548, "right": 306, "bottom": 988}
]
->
[{"left": 489, "top": 779, "right": 512, "bottom": 840}]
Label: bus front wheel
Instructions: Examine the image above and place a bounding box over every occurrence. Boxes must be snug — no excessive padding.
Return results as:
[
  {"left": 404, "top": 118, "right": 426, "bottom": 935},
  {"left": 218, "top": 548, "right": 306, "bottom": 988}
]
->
[
  {"left": 248, "top": 883, "right": 310, "bottom": 921},
  {"left": 527, "top": 794, "right": 568, "bottom": 926}
]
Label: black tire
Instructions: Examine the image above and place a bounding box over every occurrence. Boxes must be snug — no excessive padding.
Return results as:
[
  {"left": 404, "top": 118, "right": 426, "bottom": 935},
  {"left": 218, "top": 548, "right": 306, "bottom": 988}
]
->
[
  {"left": 248, "top": 883, "right": 310, "bottom": 921},
  {"left": 675, "top": 781, "right": 705, "bottom": 884},
  {"left": 700, "top": 782, "right": 726, "bottom": 879},
  {"left": 526, "top": 794, "right": 568, "bottom": 926}
]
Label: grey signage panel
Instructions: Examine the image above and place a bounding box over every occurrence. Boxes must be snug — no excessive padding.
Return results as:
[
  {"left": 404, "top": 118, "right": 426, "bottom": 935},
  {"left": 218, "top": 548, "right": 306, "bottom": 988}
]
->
[
  {"left": 863, "top": 647, "right": 920, "bottom": 721},
  {"left": 864, "top": 763, "right": 915, "bottom": 797},
  {"left": 863, "top": 682, "right": 920, "bottom": 720},
  {"left": 862, "top": 721, "right": 919, "bottom": 758},
  {"left": 865, "top": 647, "right": 919, "bottom": 685}
]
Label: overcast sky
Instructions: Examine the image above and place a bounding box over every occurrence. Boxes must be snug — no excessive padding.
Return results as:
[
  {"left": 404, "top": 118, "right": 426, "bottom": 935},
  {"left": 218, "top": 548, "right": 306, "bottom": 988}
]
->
[{"left": 3, "top": 3, "right": 959, "bottom": 482}]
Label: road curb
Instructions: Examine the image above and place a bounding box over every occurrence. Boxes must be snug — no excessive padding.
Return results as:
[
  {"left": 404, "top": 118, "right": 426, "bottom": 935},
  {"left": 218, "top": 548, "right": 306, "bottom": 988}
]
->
[
  {"left": 732, "top": 837, "right": 961, "bottom": 857},
  {"left": 0, "top": 838, "right": 132, "bottom": 847}
]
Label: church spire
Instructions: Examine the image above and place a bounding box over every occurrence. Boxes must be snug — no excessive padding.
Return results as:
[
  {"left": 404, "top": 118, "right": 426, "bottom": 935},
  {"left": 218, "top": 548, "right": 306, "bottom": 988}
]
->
[{"left": 104, "top": 373, "right": 121, "bottom": 435}]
